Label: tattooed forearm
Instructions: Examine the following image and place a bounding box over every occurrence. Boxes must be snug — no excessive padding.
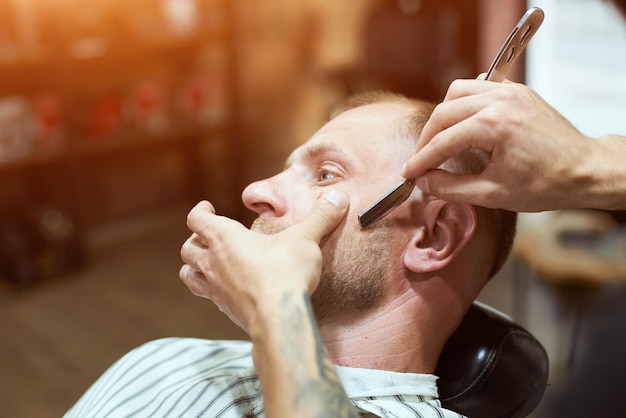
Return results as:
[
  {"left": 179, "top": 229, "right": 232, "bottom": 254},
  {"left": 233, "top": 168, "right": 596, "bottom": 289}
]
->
[{"left": 278, "top": 292, "right": 360, "bottom": 418}]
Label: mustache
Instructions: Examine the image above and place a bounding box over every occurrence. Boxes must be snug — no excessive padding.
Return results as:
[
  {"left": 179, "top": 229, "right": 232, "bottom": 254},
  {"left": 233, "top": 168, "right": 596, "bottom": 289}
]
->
[{"left": 250, "top": 217, "right": 286, "bottom": 235}]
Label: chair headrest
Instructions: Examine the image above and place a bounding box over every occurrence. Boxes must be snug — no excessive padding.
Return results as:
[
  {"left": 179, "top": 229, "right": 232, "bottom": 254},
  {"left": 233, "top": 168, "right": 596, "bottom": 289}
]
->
[{"left": 435, "top": 302, "right": 549, "bottom": 418}]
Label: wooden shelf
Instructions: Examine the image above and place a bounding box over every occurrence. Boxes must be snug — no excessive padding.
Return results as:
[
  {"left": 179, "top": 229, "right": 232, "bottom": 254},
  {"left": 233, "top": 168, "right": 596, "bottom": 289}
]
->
[
  {"left": 75, "top": 125, "right": 195, "bottom": 156},
  {"left": 0, "top": 144, "right": 67, "bottom": 172},
  {"left": 0, "top": 0, "right": 236, "bottom": 237}
]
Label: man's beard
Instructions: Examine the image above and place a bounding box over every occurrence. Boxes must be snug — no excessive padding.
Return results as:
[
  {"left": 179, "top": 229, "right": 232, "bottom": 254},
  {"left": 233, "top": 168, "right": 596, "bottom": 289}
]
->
[{"left": 251, "top": 217, "right": 390, "bottom": 322}]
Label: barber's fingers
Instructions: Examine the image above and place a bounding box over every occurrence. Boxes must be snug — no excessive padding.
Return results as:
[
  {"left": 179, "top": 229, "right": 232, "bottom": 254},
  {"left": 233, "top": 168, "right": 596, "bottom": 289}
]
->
[
  {"left": 424, "top": 79, "right": 520, "bottom": 154},
  {"left": 444, "top": 78, "right": 491, "bottom": 101},
  {"left": 291, "top": 190, "right": 349, "bottom": 243},
  {"left": 403, "top": 107, "right": 496, "bottom": 181},
  {"left": 444, "top": 76, "right": 516, "bottom": 99},
  {"left": 179, "top": 264, "right": 214, "bottom": 299},
  {"left": 185, "top": 201, "right": 247, "bottom": 251},
  {"left": 418, "top": 79, "right": 518, "bottom": 155},
  {"left": 186, "top": 200, "right": 217, "bottom": 235},
  {"left": 180, "top": 234, "right": 206, "bottom": 267},
  {"left": 416, "top": 169, "right": 501, "bottom": 209},
  {"left": 179, "top": 236, "right": 217, "bottom": 298},
  {"left": 414, "top": 92, "right": 489, "bottom": 156}
]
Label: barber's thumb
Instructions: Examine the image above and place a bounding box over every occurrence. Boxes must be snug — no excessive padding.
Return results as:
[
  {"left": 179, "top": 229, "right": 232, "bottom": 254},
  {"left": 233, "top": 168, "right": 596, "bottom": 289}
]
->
[{"left": 298, "top": 190, "right": 349, "bottom": 242}]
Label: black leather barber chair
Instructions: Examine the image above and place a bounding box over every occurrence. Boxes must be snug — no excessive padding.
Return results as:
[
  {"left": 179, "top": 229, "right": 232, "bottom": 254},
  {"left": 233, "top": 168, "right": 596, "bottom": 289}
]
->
[{"left": 435, "top": 302, "right": 549, "bottom": 418}]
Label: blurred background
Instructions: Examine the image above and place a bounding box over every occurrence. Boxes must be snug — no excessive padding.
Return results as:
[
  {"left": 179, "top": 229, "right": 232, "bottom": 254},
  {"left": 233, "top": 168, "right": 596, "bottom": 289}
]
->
[{"left": 1, "top": 0, "right": 625, "bottom": 416}]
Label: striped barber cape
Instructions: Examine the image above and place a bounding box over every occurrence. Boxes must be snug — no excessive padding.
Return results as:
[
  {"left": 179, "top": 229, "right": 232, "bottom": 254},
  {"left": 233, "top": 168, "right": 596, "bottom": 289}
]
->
[{"left": 65, "top": 337, "right": 465, "bottom": 418}]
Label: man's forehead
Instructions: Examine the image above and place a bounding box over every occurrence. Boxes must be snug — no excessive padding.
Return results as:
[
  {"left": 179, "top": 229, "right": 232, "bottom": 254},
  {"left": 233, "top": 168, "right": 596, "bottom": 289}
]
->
[
  {"left": 285, "top": 139, "right": 352, "bottom": 169},
  {"left": 328, "top": 101, "right": 414, "bottom": 129},
  {"left": 287, "top": 101, "right": 414, "bottom": 162}
]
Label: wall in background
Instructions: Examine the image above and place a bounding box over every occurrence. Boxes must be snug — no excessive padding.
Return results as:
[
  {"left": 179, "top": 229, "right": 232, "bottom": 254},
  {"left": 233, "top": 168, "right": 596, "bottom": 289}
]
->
[{"left": 527, "top": 0, "right": 626, "bottom": 137}]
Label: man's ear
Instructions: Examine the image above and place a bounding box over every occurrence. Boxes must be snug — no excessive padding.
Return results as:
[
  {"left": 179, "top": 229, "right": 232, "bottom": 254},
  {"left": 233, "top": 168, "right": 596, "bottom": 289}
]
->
[{"left": 404, "top": 201, "right": 476, "bottom": 273}]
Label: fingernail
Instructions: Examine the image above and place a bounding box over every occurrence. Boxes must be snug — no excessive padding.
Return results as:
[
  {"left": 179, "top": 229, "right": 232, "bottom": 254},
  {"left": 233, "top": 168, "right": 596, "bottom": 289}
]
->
[
  {"left": 323, "top": 190, "right": 347, "bottom": 209},
  {"left": 401, "top": 162, "right": 408, "bottom": 177},
  {"left": 415, "top": 176, "right": 430, "bottom": 194}
]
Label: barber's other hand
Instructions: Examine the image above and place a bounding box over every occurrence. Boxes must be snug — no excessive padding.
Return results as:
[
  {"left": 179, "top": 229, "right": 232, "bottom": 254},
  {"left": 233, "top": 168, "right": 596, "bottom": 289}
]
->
[
  {"left": 402, "top": 79, "right": 595, "bottom": 212},
  {"left": 179, "top": 191, "right": 349, "bottom": 333}
]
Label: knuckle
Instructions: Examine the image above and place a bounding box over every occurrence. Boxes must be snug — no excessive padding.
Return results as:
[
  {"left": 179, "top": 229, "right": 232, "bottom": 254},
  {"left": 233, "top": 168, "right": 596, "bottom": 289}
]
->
[
  {"left": 448, "top": 78, "right": 464, "bottom": 91},
  {"left": 180, "top": 237, "right": 190, "bottom": 252},
  {"left": 429, "top": 102, "right": 446, "bottom": 123},
  {"left": 491, "top": 84, "right": 520, "bottom": 106},
  {"left": 444, "top": 79, "right": 465, "bottom": 99},
  {"left": 186, "top": 207, "right": 198, "bottom": 229},
  {"left": 477, "top": 102, "right": 515, "bottom": 136}
]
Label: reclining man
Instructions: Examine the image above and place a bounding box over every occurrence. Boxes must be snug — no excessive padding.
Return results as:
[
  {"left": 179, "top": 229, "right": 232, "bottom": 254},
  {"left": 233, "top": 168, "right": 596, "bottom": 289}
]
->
[{"left": 65, "top": 92, "right": 517, "bottom": 417}]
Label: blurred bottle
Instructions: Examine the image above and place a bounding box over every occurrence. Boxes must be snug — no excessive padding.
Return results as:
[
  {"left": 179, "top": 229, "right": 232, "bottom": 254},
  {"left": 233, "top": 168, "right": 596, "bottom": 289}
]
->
[{"left": 0, "top": 96, "right": 34, "bottom": 162}]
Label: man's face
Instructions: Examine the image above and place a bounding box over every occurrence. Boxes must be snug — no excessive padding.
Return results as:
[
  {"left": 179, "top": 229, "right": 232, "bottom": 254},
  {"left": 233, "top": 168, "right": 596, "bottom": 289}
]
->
[{"left": 241, "top": 102, "right": 420, "bottom": 321}]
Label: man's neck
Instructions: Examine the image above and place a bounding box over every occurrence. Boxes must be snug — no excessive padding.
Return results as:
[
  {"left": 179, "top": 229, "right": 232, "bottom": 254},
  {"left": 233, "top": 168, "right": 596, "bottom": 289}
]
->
[{"left": 318, "top": 289, "right": 446, "bottom": 375}]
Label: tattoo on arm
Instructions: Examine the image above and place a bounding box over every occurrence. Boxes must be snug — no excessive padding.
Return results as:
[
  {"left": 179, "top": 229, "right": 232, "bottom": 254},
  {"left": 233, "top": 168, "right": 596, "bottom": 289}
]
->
[{"left": 279, "top": 292, "right": 361, "bottom": 418}]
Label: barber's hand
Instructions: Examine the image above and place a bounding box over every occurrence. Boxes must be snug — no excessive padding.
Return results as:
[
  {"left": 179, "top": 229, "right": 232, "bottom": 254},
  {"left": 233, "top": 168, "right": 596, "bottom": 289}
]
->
[
  {"left": 402, "top": 79, "right": 594, "bottom": 212},
  {"left": 179, "top": 191, "right": 349, "bottom": 333}
]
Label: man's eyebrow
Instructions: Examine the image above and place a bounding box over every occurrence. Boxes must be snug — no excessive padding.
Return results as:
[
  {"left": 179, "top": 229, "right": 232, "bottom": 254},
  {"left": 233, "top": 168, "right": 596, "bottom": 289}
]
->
[{"left": 284, "top": 142, "right": 352, "bottom": 170}]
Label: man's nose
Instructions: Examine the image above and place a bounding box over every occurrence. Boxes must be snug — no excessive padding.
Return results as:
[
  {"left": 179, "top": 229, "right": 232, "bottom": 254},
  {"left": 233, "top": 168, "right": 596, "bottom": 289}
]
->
[{"left": 241, "top": 177, "right": 287, "bottom": 217}]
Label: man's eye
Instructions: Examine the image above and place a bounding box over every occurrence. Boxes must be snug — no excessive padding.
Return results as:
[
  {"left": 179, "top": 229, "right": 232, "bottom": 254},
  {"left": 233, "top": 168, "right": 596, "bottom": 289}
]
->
[{"left": 318, "top": 170, "right": 339, "bottom": 182}]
